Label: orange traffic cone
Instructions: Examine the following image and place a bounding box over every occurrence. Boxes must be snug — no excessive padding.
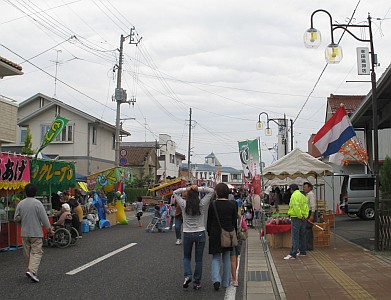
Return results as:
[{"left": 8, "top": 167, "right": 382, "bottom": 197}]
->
[{"left": 336, "top": 204, "right": 340, "bottom": 215}]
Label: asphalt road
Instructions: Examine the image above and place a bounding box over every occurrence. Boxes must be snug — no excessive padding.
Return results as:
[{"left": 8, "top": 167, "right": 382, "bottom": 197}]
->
[
  {"left": 333, "top": 214, "right": 375, "bottom": 250},
  {"left": 0, "top": 213, "right": 245, "bottom": 300}
]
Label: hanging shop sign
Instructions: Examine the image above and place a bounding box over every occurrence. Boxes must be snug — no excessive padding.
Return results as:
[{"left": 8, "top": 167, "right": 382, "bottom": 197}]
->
[
  {"left": 30, "top": 158, "right": 76, "bottom": 195},
  {"left": 0, "top": 153, "right": 30, "bottom": 190},
  {"left": 87, "top": 167, "right": 132, "bottom": 192},
  {"left": 148, "top": 179, "right": 187, "bottom": 197}
]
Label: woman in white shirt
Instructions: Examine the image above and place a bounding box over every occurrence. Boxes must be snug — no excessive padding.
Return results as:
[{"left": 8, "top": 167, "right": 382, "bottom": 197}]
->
[{"left": 173, "top": 185, "right": 214, "bottom": 290}]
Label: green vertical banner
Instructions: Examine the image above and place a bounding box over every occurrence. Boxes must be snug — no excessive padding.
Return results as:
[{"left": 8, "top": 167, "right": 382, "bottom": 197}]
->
[
  {"left": 36, "top": 116, "right": 68, "bottom": 157},
  {"left": 238, "top": 139, "right": 262, "bottom": 194}
]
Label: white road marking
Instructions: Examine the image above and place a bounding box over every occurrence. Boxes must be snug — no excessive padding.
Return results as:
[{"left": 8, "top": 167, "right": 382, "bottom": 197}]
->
[
  {"left": 224, "top": 255, "right": 241, "bottom": 300},
  {"left": 66, "top": 243, "right": 137, "bottom": 275}
]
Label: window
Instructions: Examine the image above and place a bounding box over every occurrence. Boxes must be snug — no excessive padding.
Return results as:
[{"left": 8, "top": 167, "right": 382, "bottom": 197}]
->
[
  {"left": 350, "top": 178, "right": 375, "bottom": 191},
  {"left": 92, "top": 126, "right": 97, "bottom": 145},
  {"left": 41, "top": 124, "right": 74, "bottom": 143},
  {"left": 231, "top": 174, "right": 240, "bottom": 180},
  {"left": 20, "top": 128, "right": 27, "bottom": 143},
  {"left": 39, "top": 97, "right": 44, "bottom": 108},
  {"left": 55, "top": 105, "right": 61, "bottom": 116},
  {"left": 222, "top": 175, "right": 228, "bottom": 182},
  {"left": 112, "top": 134, "right": 115, "bottom": 149}
]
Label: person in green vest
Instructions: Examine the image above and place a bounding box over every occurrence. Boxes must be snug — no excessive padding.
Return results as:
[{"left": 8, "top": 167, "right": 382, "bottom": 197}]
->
[{"left": 284, "top": 184, "right": 309, "bottom": 260}]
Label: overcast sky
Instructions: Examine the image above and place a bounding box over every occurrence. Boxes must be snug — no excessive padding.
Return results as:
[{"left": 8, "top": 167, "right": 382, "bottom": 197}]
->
[{"left": 1, "top": 0, "right": 390, "bottom": 169}]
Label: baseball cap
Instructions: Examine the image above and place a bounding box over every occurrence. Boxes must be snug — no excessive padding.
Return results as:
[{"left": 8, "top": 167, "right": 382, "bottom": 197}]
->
[
  {"left": 62, "top": 203, "right": 71, "bottom": 211},
  {"left": 289, "top": 184, "right": 299, "bottom": 191}
]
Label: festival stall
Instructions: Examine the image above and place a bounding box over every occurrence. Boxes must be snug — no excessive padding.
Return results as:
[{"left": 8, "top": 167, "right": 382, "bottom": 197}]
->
[
  {"left": 148, "top": 179, "right": 187, "bottom": 199},
  {"left": 0, "top": 153, "right": 30, "bottom": 250},
  {"left": 262, "top": 148, "right": 333, "bottom": 248},
  {"left": 86, "top": 167, "right": 131, "bottom": 228}
]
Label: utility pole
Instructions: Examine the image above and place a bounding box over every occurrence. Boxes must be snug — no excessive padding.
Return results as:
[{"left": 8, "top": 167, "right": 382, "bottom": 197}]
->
[
  {"left": 187, "top": 108, "right": 192, "bottom": 181},
  {"left": 114, "top": 28, "right": 140, "bottom": 166}
]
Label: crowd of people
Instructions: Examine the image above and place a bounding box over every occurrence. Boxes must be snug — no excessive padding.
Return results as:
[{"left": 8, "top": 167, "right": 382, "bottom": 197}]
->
[{"left": 14, "top": 179, "right": 317, "bottom": 287}]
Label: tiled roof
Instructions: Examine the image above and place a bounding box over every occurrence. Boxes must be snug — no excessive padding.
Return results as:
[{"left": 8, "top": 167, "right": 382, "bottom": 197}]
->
[
  {"left": 0, "top": 55, "right": 22, "bottom": 71},
  {"left": 327, "top": 94, "right": 365, "bottom": 115},
  {"left": 121, "top": 147, "right": 154, "bottom": 166}
]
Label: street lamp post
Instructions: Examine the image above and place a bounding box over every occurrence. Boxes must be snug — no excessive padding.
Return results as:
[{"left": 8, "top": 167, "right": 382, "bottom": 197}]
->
[
  {"left": 304, "top": 9, "right": 380, "bottom": 250},
  {"left": 256, "top": 112, "right": 289, "bottom": 159}
]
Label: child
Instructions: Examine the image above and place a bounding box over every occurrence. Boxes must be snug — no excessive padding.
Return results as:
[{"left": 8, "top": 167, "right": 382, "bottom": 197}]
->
[
  {"left": 154, "top": 205, "right": 162, "bottom": 218},
  {"left": 245, "top": 206, "right": 254, "bottom": 227}
]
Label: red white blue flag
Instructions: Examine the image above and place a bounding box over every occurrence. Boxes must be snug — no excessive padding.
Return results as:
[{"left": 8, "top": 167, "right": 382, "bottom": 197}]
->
[{"left": 313, "top": 106, "right": 356, "bottom": 157}]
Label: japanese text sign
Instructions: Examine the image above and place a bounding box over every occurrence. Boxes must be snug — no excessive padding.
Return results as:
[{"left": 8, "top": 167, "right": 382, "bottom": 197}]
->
[
  {"left": 356, "top": 47, "right": 370, "bottom": 75},
  {"left": 0, "top": 153, "right": 30, "bottom": 190},
  {"left": 30, "top": 159, "right": 75, "bottom": 191},
  {"left": 37, "top": 115, "right": 68, "bottom": 155}
]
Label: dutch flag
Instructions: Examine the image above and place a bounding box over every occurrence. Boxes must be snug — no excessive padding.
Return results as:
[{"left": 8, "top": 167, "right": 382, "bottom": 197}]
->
[{"left": 313, "top": 106, "right": 356, "bottom": 157}]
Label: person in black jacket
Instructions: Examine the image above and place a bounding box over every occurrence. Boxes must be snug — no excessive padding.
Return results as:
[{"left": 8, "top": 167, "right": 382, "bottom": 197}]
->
[{"left": 207, "top": 183, "right": 237, "bottom": 291}]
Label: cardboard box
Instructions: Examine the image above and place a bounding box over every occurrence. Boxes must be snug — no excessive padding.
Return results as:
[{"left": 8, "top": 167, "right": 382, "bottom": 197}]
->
[
  {"left": 267, "top": 231, "right": 292, "bottom": 248},
  {"left": 314, "top": 223, "right": 330, "bottom": 247},
  {"left": 106, "top": 212, "right": 117, "bottom": 226}
]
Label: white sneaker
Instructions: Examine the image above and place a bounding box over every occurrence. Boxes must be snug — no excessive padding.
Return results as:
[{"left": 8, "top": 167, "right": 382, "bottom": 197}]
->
[
  {"left": 283, "top": 254, "right": 296, "bottom": 260},
  {"left": 176, "top": 239, "right": 182, "bottom": 245}
]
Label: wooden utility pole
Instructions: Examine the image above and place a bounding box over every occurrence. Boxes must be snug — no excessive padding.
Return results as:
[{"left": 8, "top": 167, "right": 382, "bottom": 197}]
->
[{"left": 187, "top": 108, "right": 192, "bottom": 181}]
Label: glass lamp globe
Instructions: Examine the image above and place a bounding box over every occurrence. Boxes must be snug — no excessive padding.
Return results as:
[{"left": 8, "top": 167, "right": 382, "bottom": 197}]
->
[
  {"left": 256, "top": 121, "right": 263, "bottom": 130},
  {"left": 265, "top": 128, "right": 272, "bottom": 136},
  {"left": 325, "top": 43, "right": 343, "bottom": 64},
  {"left": 304, "top": 28, "right": 321, "bottom": 49}
]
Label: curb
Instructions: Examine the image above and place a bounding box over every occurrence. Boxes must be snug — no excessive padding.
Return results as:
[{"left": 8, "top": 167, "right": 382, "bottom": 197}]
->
[
  {"left": 261, "top": 237, "right": 286, "bottom": 300},
  {"left": 243, "top": 239, "right": 248, "bottom": 300}
]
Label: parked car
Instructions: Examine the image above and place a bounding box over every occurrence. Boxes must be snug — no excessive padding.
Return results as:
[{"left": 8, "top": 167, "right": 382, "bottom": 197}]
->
[{"left": 340, "top": 174, "right": 375, "bottom": 220}]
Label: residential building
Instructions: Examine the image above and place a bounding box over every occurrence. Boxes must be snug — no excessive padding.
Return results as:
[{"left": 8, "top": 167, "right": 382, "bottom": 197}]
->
[
  {"left": 180, "top": 152, "right": 243, "bottom": 187},
  {"left": 120, "top": 134, "right": 186, "bottom": 183},
  {"left": 2, "top": 93, "right": 130, "bottom": 175},
  {"left": 0, "top": 56, "right": 23, "bottom": 151},
  {"left": 118, "top": 146, "right": 160, "bottom": 182}
]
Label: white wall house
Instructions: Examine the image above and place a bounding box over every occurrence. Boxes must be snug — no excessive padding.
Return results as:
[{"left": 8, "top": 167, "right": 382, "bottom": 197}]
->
[
  {"left": 3, "top": 93, "right": 130, "bottom": 175},
  {"left": 184, "top": 152, "right": 243, "bottom": 186}
]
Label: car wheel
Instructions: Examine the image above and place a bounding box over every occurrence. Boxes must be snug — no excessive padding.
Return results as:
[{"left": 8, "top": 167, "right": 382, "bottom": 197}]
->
[{"left": 360, "top": 204, "right": 375, "bottom": 220}]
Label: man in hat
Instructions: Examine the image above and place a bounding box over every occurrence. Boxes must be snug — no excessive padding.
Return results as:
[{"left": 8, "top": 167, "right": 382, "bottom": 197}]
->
[{"left": 284, "top": 184, "right": 309, "bottom": 260}]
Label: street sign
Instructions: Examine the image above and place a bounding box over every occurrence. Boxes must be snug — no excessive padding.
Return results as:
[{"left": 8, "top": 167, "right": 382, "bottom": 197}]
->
[{"left": 356, "top": 47, "right": 370, "bottom": 75}]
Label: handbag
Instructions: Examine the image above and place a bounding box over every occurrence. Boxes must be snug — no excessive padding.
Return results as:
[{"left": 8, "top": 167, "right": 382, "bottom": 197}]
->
[
  {"left": 237, "top": 217, "right": 248, "bottom": 241},
  {"left": 213, "top": 201, "right": 238, "bottom": 248}
]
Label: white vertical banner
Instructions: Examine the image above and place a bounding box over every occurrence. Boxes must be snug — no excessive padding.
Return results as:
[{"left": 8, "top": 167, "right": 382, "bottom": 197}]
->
[{"left": 356, "top": 47, "right": 370, "bottom": 75}]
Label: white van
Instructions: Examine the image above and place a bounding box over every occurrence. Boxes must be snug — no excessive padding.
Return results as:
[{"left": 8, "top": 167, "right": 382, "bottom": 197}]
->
[{"left": 340, "top": 174, "right": 375, "bottom": 220}]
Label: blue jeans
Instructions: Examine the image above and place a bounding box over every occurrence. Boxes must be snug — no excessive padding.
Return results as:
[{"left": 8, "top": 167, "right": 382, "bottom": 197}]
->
[
  {"left": 289, "top": 217, "right": 306, "bottom": 257},
  {"left": 174, "top": 217, "right": 183, "bottom": 240},
  {"left": 183, "top": 231, "right": 206, "bottom": 285},
  {"left": 211, "top": 251, "right": 231, "bottom": 287}
]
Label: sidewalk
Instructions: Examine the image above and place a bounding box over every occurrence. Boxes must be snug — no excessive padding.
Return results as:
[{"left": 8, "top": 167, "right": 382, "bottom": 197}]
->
[
  {"left": 245, "top": 228, "right": 391, "bottom": 299},
  {"left": 245, "top": 229, "right": 278, "bottom": 300}
]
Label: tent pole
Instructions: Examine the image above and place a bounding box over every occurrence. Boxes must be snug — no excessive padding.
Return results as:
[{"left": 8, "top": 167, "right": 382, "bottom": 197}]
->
[{"left": 332, "top": 173, "right": 336, "bottom": 250}]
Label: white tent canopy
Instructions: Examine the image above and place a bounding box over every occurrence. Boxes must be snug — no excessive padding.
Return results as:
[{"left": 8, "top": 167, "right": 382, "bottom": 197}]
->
[{"left": 262, "top": 148, "right": 333, "bottom": 180}]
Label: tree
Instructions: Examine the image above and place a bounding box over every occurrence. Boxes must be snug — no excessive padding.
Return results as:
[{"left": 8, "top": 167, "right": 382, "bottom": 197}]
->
[
  {"left": 130, "top": 174, "right": 154, "bottom": 188},
  {"left": 21, "top": 127, "right": 35, "bottom": 155},
  {"left": 380, "top": 155, "right": 391, "bottom": 199}
]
